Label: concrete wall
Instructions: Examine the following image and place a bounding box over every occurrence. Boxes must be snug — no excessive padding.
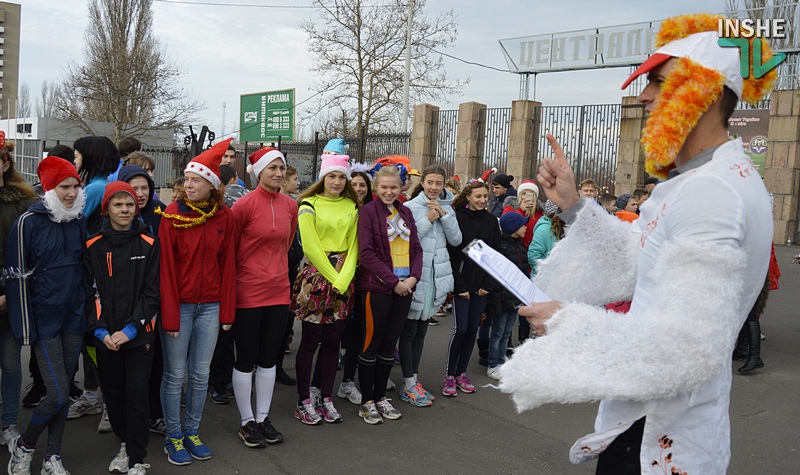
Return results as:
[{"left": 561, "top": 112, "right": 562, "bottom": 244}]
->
[{"left": 763, "top": 90, "right": 800, "bottom": 244}]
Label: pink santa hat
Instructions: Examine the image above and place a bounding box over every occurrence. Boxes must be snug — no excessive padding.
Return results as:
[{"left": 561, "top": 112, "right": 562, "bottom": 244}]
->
[{"left": 319, "top": 154, "right": 351, "bottom": 180}]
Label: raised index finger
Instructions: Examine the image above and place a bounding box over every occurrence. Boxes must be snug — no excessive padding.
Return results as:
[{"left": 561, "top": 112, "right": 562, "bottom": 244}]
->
[{"left": 545, "top": 133, "right": 567, "bottom": 165}]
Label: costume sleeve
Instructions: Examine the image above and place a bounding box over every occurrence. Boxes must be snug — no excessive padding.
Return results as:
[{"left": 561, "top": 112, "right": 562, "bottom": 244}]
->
[
  {"left": 218, "top": 212, "right": 237, "bottom": 325},
  {"left": 333, "top": 205, "right": 360, "bottom": 293},
  {"left": 298, "top": 203, "right": 339, "bottom": 285},
  {"left": 534, "top": 200, "right": 638, "bottom": 305},
  {"left": 527, "top": 221, "right": 553, "bottom": 277},
  {"left": 127, "top": 238, "right": 160, "bottom": 334},
  {"left": 358, "top": 207, "right": 399, "bottom": 290},
  {"left": 440, "top": 208, "right": 462, "bottom": 246},
  {"left": 158, "top": 219, "right": 181, "bottom": 332},
  {"left": 4, "top": 214, "right": 36, "bottom": 345}
]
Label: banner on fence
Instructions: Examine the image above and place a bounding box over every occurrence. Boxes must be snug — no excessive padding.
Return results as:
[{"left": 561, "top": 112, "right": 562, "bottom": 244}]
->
[
  {"left": 240, "top": 89, "right": 296, "bottom": 142},
  {"left": 728, "top": 109, "right": 769, "bottom": 177}
]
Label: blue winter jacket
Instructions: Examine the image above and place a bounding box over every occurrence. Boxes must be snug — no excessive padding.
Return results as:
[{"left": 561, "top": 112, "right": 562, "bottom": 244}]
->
[{"left": 5, "top": 201, "right": 88, "bottom": 345}]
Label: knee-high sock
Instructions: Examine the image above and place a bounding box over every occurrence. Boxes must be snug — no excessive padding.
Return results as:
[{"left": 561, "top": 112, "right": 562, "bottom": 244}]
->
[
  {"left": 232, "top": 369, "right": 253, "bottom": 424},
  {"left": 255, "top": 366, "right": 276, "bottom": 423}
]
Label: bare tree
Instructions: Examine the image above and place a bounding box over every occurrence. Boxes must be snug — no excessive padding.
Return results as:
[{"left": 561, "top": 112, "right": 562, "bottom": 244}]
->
[
  {"left": 17, "top": 83, "right": 31, "bottom": 118},
  {"left": 300, "top": 0, "right": 466, "bottom": 136},
  {"left": 725, "top": 0, "right": 798, "bottom": 49},
  {"left": 35, "top": 80, "right": 59, "bottom": 118},
  {"left": 54, "top": 0, "right": 203, "bottom": 143}
]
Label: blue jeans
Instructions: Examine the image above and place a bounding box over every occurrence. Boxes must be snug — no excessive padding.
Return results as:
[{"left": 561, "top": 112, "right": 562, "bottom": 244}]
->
[
  {"left": 0, "top": 325, "right": 22, "bottom": 427},
  {"left": 488, "top": 310, "right": 517, "bottom": 368},
  {"left": 160, "top": 303, "right": 220, "bottom": 435}
]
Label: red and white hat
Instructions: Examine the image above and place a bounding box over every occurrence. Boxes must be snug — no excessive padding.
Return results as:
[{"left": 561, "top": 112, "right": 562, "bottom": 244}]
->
[
  {"left": 37, "top": 156, "right": 81, "bottom": 192},
  {"left": 247, "top": 147, "right": 286, "bottom": 179},
  {"left": 184, "top": 138, "right": 233, "bottom": 189},
  {"left": 517, "top": 180, "right": 539, "bottom": 197}
]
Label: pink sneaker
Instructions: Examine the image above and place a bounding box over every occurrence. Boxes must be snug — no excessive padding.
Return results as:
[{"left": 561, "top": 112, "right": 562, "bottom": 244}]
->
[
  {"left": 294, "top": 398, "right": 322, "bottom": 425},
  {"left": 455, "top": 373, "right": 476, "bottom": 393},
  {"left": 316, "top": 397, "right": 343, "bottom": 423},
  {"left": 442, "top": 376, "right": 457, "bottom": 397}
]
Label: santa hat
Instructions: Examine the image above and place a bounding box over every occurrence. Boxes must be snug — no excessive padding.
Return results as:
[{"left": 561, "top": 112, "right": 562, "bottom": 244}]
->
[
  {"left": 247, "top": 146, "right": 286, "bottom": 179},
  {"left": 319, "top": 154, "right": 351, "bottom": 180},
  {"left": 37, "top": 156, "right": 81, "bottom": 192},
  {"left": 517, "top": 180, "right": 539, "bottom": 197},
  {"left": 101, "top": 181, "right": 139, "bottom": 217},
  {"left": 184, "top": 138, "right": 233, "bottom": 189},
  {"left": 479, "top": 167, "right": 497, "bottom": 183}
]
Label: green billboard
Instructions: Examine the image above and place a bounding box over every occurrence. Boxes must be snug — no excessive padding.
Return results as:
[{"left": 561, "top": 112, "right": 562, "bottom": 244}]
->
[{"left": 240, "top": 89, "right": 295, "bottom": 142}]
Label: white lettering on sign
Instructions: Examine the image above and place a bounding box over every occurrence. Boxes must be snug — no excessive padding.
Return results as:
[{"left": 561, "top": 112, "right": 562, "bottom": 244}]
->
[{"left": 267, "top": 93, "right": 290, "bottom": 103}]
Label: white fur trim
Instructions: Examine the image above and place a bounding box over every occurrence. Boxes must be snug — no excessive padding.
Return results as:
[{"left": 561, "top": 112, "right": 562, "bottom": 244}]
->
[
  {"left": 185, "top": 162, "right": 221, "bottom": 189},
  {"left": 252, "top": 150, "right": 286, "bottom": 179},
  {"left": 319, "top": 165, "right": 351, "bottom": 180},
  {"left": 42, "top": 188, "right": 86, "bottom": 223},
  {"left": 499, "top": 238, "right": 747, "bottom": 412}
]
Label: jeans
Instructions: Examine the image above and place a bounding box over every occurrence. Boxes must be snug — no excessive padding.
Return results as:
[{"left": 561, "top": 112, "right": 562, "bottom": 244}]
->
[
  {"left": 0, "top": 324, "right": 22, "bottom": 428},
  {"left": 160, "top": 302, "right": 220, "bottom": 435},
  {"left": 487, "top": 311, "right": 517, "bottom": 368}
]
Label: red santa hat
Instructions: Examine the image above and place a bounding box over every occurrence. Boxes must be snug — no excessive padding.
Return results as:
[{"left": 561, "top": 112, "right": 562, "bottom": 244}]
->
[
  {"left": 101, "top": 181, "right": 139, "bottom": 217},
  {"left": 479, "top": 167, "right": 497, "bottom": 183},
  {"left": 184, "top": 138, "right": 233, "bottom": 189},
  {"left": 517, "top": 180, "right": 539, "bottom": 197},
  {"left": 37, "top": 156, "right": 81, "bottom": 192},
  {"left": 247, "top": 147, "right": 286, "bottom": 179}
]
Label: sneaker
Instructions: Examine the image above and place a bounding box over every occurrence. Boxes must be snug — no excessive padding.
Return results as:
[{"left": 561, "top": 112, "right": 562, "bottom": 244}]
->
[
  {"left": 386, "top": 378, "right": 396, "bottom": 391},
  {"left": 108, "top": 443, "right": 129, "bottom": 473},
  {"left": 434, "top": 305, "right": 446, "bottom": 317},
  {"left": 393, "top": 348, "right": 401, "bottom": 365},
  {"left": 358, "top": 401, "right": 383, "bottom": 425},
  {"left": 375, "top": 397, "right": 402, "bottom": 420},
  {"left": 399, "top": 382, "right": 433, "bottom": 407},
  {"left": 428, "top": 317, "right": 439, "bottom": 326},
  {"left": 238, "top": 421, "right": 266, "bottom": 448},
  {"left": 209, "top": 385, "right": 229, "bottom": 405},
  {"left": 8, "top": 438, "right": 34, "bottom": 475},
  {"left": 309, "top": 386, "right": 322, "bottom": 406},
  {"left": 163, "top": 432, "right": 191, "bottom": 466},
  {"left": 127, "top": 464, "right": 150, "bottom": 475},
  {"left": 225, "top": 384, "right": 235, "bottom": 399},
  {"left": 442, "top": 375, "right": 457, "bottom": 397},
  {"left": 420, "top": 383, "right": 436, "bottom": 402},
  {"left": 67, "top": 394, "right": 102, "bottom": 419},
  {"left": 98, "top": 404, "right": 113, "bottom": 433},
  {"left": 257, "top": 419, "right": 284, "bottom": 444},
  {"left": 276, "top": 368, "right": 296, "bottom": 386},
  {"left": 148, "top": 418, "right": 166, "bottom": 436},
  {"left": 22, "top": 383, "right": 46, "bottom": 408},
  {"left": 294, "top": 398, "right": 322, "bottom": 425},
  {"left": 41, "top": 454, "right": 70, "bottom": 475},
  {"left": 487, "top": 366, "right": 501, "bottom": 381},
  {"left": 336, "top": 381, "right": 362, "bottom": 405},
  {"left": 316, "top": 397, "right": 343, "bottom": 423},
  {"left": 184, "top": 430, "right": 212, "bottom": 460},
  {"left": 455, "top": 373, "right": 476, "bottom": 393},
  {"left": 0, "top": 424, "right": 20, "bottom": 446}
]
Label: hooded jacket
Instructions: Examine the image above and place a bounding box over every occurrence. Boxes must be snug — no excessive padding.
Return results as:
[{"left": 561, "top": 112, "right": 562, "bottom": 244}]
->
[
  {"left": 117, "top": 165, "right": 165, "bottom": 237},
  {"left": 0, "top": 187, "right": 34, "bottom": 330},
  {"left": 5, "top": 200, "right": 88, "bottom": 345},
  {"left": 448, "top": 207, "right": 500, "bottom": 294},
  {"left": 488, "top": 186, "right": 516, "bottom": 218},
  {"left": 84, "top": 219, "right": 160, "bottom": 349}
]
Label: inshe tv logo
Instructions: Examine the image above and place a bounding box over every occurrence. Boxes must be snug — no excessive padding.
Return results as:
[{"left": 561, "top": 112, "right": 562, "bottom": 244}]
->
[{"left": 717, "top": 18, "right": 787, "bottom": 79}]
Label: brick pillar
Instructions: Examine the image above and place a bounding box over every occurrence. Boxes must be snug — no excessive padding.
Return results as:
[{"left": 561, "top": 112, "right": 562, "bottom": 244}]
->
[
  {"left": 615, "top": 96, "right": 647, "bottom": 195},
  {"left": 506, "top": 100, "right": 541, "bottom": 186},
  {"left": 409, "top": 103, "right": 438, "bottom": 172},
  {"left": 455, "top": 101, "right": 485, "bottom": 180},
  {"left": 763, "top": 90, "right": 800, "bottom": 244}
]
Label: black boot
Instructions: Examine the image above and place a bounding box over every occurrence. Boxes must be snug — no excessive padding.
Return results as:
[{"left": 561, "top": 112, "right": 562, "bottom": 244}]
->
[
  {"left": 477, "top": 339, "right": 489, "bottom": 367},
  {"left": 738, "top": 321, "right": 764, "bottom": 373},
  {"left": 276, "top": 366, "right": 297, "bottom": 386},
  {"left": 518, "top": 325, "right": 531, "bottom": 345},
  {"left": 732, "top": 326, "right": 748, "bottom": 361}
]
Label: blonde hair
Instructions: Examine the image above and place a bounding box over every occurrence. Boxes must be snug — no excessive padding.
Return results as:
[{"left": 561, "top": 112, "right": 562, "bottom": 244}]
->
[
  {"left": 373, "top": 165, "right": 403, "bottom": 187},
  {"left": 123, "top": 151, "right": 155, "bottom": 171}
]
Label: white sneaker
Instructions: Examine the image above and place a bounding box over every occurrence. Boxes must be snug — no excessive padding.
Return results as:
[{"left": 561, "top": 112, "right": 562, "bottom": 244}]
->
[
  {"left": 487, "top": 366, "right": 501, "bottom": 381},
  {"left": 108, "top": 443, "right": 128, "bottom": 473},
  {"left": 41, "top": 454, "right": 70, "bottom": 475},
  {"left": 0, "top": 424, "right": 20, "bottom": 446},
  {"left": 386, "top": 378, "right": 396, "bottom": 390},
  {"left": 67, "top": 394, "right": 101, "bottom": 419},
  {"left": 8, "top": 438, "right": 34, "bottom": 475},
  {"left": 97, "top": 404, "right": 113, "bottom": 433},
  {"left": 336, "top": 381, "right": 362, "bottom": 405},
  {"left": 127, "top": 464, "right": 150, "bottom": 475}
]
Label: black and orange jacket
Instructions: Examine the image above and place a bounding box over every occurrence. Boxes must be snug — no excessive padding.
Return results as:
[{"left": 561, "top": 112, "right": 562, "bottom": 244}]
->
[{"left": 83, "top": 219, "right": 160, "bottom": 350}]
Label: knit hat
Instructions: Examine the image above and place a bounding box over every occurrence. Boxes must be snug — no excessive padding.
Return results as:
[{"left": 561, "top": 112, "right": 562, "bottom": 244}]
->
[
  {"left": 323, "top": 138, "right": 346, "bottom": 155},
  {"left": 479, "top": 168, "right": 497, "bottom": 183},
  {"left": 37, "top": 156, "right": 81, "bottom": 192},
  {"left": 616, "top": 193, "right": 632, "bottom": 211},
  {"left": 493, "top": 173, "right": 514, "bottom": 189},
  {"left": 247, "top": 146, "right": 286, "bottom": 179},
  {"left": 544, "top": 199, "right": 559, "bottom": 216},
  {"left": 517, "top": 180, "right": 539, "bottom": 197},
  {"left": 185, "top": 137, "right": 232, "bottom": 189},
  {"left": 101, "top": 181, "right": 139, "bottom": 217},
  {"left": 499, "top": 212, "right": 529, "bottom": 235},
  {"left": 319, "top": 154, "right": 351, "bottom": 180}
]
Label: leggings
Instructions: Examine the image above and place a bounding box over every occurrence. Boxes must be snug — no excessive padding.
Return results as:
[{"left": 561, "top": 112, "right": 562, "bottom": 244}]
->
[
  {"left": 446, "top": 294, "right": 487, "bottom": 377},
  {"left": 234, "top": 306, "right": 289, "bottom": 372},
  {"left": 295, "top": 320, "right": 347, "bottom": 401},
  {"left": 358, "top": 291, "right": 410, "bottom": 403},
  {"left": 22, "top": 333, "right": 83, "bottom": 456},
  {"left": 399, "top": 318, "right": 429, "bottom": 379}
]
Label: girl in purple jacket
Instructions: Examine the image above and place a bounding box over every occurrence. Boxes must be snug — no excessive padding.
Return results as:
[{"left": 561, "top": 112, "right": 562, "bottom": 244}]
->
[{"left": 355, "top": 165, "right": 422, "bottom": 425}]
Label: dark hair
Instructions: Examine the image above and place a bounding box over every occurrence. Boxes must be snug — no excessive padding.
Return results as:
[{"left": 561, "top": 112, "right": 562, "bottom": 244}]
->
[
  {"left": 599, "top": 193, "right": 617, "bottom": 206},
  {"left": 632, "top": 189, "right": 649, "bottom": 200},
  {"left": 286, "top": 165, "right": 298, "bottom": 178},
  {"left": 350, "top": 171, "right": 373, "bottom": 205},
  {"left": 227, "top": 145, "right": 236, "bottom": 153},
  {"left": 452, "top": 180, "right": 490, "bottom": 211},
  {"left": 118, "top": 137, "right": 142, "bottom": 158},
  {"left": 219, "top": 164, "right": 237, "bottom": 185},
  {"left": 0, "top": 143, "right": 37, "bottom": 200},
  {"left": 643, "top": 176, "right": 659, "bottom": 186},
  {"left": 720, "top": 86, "right": 738, "bottom": 127},
  {"left": 410, "top": 165, "right": 447, "bottom": 199},
  {"left": 47, "top": 145, "right": 75, "bottom": 163},
  {"left": 74, "top": 136, "right": 120, "bottom": 182}
]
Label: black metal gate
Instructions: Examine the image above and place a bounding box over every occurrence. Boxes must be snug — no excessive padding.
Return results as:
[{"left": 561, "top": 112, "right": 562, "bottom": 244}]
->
[
  {"left": 430, "top": 109, "right": 458, "bottom": 177},
  {"left": 478, "top": 107, "right": 511, "bottom": 174}
]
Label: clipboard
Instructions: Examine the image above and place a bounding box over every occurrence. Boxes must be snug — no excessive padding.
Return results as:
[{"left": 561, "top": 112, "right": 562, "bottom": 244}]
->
[{"left": 462, "top": 238, "right": 551, "bottom": 306}]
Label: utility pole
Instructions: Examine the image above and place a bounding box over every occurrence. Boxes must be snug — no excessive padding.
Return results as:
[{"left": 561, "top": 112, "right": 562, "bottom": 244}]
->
[{"left": 401, "top": 0, "right": 413, "bottom": 133}]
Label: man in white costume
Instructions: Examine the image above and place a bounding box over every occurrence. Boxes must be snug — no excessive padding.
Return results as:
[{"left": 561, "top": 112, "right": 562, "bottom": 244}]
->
[{"left": 498, "top": 13, "right": 777, "bottom": 474}]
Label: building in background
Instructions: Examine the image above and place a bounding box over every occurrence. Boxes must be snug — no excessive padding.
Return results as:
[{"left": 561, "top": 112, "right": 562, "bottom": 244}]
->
[{"left": 0, "top": 2, "right": 20, "bottom": 119}]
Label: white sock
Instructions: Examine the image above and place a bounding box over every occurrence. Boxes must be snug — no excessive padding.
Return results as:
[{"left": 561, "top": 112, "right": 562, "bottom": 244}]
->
[
  {"left": 255, "top": 366, "right": 277, "bottom": 423},
  {"left": 413, "top": 373, "right": 419, "bottom": 383},
  {"left": 83, "top": 390, "right": 99, "bottom": 403},
  {"left": 404, "top": 377, "right": 416, "bottom": 389},
  {"left": 232, "top": 369, "right": 254, "bottom": 425}
]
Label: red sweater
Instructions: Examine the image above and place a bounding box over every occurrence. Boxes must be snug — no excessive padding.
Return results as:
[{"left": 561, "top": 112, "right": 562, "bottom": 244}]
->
[
  {"left": 233, "top": 186, "right": 298, "bottom": 308},
  {"left": 158, "top": 201, "right": 236, "bottom": 331}
]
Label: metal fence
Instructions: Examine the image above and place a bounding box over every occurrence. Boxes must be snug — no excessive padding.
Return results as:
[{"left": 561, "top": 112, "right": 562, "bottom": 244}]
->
[
  {"left": 478, "top": 108, "right": 511, "bottom": 174},
  {"left": 429, "top": 109, "right": 458, "bottom": 176},
  {"left": 534, "top": 104, "right": 622, "bottom": 194}
]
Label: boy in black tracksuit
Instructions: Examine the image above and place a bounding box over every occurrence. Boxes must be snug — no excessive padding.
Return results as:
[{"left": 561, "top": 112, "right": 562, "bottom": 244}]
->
[{"left": 83, "top": 182, "right": 159, "bottom": 475}]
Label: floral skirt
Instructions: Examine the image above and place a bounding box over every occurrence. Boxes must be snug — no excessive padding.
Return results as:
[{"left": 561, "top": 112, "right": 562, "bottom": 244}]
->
[{"left": 291, "top": 253, "right": 355, "bottom": 324}]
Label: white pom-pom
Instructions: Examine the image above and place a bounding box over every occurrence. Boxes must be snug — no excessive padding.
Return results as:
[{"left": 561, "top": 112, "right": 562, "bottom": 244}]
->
[{"left": 246, "top": 164, "right": 254, "bottom": 174}]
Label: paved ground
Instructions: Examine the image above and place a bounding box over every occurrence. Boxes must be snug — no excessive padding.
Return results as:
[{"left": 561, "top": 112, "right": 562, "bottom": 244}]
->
[{"left": 2, "top": 245, "right": 798, "bottom": 474}]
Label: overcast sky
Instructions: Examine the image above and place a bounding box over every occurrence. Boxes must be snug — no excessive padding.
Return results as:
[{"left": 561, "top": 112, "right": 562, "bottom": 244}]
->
[{"left": 19, "top": 0, "right": 728, "bottom": 141}]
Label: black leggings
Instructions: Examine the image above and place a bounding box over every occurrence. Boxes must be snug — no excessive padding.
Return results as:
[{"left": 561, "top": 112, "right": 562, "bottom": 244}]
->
[
  {"left": 446, "top": 294, "right": 487, "bottom": 377},
  {"left": 234, "top": 306, "right": 290, "bottom": 372},
  {"left": 399, "top": 318, "right": 429, "bottom": 378},
  {"left": 595, "top": 417, "right": 645, "bottom": 475}
]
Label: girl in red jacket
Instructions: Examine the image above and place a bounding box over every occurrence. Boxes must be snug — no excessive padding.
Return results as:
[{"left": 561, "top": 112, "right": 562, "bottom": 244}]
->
[
  {"left": 156, "top": 139, "right": 236, "bottom": 466},
  {"left": 231, "top": 147, "right": 297, "bottom": 448}
]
